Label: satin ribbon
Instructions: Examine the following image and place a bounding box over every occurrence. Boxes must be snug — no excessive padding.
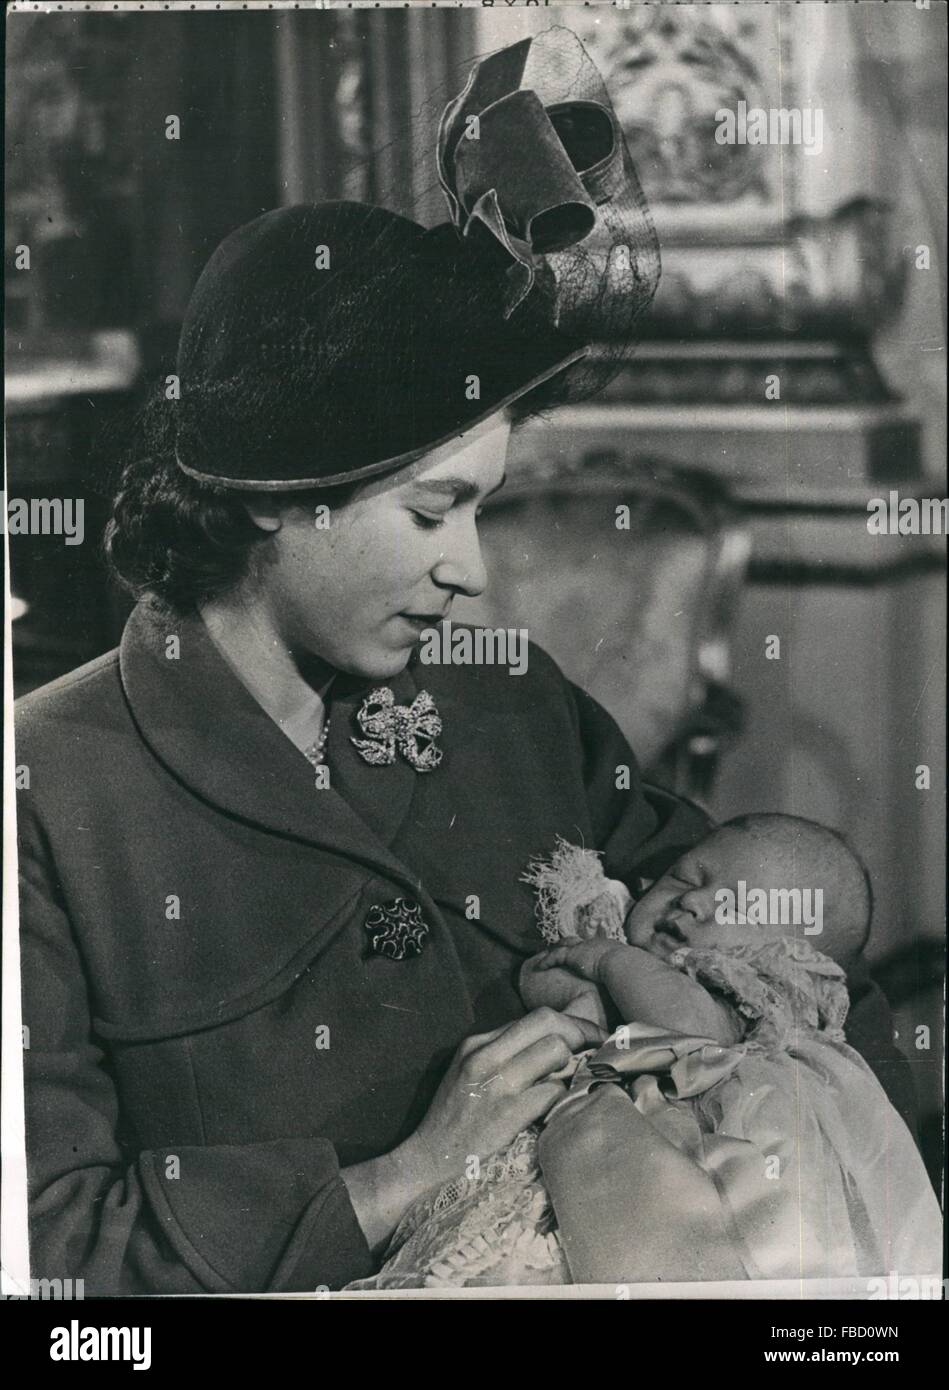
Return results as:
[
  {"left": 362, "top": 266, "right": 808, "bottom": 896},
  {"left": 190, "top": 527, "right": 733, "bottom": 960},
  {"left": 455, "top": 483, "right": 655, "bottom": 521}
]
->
[{"left": 545, "top": 1021, "right": 747, "bottom": 1126}]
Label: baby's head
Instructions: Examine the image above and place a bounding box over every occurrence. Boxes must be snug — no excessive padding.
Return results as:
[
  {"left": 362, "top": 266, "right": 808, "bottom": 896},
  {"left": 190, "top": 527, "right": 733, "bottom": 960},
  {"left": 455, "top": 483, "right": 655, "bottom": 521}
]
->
[{"left": 627, "top": 814, "right": 872, "bottom": 968}]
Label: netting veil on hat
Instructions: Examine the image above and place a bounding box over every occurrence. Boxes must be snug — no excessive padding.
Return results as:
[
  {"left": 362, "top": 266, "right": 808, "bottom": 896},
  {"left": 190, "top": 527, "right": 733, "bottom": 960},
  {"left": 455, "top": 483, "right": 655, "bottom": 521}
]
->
[{"left": 174, "top": 27, "right": 660, "bottom": 490}]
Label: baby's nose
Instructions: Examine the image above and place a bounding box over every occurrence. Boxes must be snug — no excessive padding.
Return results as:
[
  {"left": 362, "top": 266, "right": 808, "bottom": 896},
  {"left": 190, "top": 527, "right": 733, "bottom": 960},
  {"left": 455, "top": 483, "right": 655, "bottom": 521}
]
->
[{"left": 676, "top": 888, "right": 712, "bottom": 922}]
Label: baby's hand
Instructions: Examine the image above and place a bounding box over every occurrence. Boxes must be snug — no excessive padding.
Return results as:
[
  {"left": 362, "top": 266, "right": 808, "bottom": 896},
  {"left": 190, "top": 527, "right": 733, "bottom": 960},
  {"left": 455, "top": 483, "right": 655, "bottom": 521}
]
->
[
  {"left": 532, "top": 938, "right": 630, "bottom": 987},
  {"left": 519, "top": 948, "right": 609, "bottom": 1030}
]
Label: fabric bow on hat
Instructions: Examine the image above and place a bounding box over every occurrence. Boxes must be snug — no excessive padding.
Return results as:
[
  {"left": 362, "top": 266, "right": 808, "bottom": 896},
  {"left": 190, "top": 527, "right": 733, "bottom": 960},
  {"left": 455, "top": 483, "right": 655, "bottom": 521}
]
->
[
  {"left": 437, "top": 33, "right": 627, "bottom": 316},
  {"left": 351, "top": 687, "right": 444, "bottom": 773}
]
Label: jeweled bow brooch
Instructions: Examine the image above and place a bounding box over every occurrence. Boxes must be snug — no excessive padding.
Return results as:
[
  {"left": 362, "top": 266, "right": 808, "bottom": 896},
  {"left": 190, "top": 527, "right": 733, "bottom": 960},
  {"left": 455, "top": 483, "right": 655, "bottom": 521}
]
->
[{"left": 351, "top": 687, "right": 444, "bottom": 772}]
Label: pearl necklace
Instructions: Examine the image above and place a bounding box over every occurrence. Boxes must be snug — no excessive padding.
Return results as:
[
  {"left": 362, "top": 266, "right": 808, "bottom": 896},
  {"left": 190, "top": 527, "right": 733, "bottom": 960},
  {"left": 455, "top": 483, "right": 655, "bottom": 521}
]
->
[{"left": 303, "top": 716, "right": 331, "bottom": 769}]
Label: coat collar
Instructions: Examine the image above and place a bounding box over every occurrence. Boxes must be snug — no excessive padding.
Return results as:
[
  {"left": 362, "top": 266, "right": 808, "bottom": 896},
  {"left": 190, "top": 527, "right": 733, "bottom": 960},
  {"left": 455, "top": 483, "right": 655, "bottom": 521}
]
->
[
  {"left": 118, "top": 601, "right": 425, "bottom": 896},
  {"left": 323, "top": 671, "right": 419, "bottom": 848}
]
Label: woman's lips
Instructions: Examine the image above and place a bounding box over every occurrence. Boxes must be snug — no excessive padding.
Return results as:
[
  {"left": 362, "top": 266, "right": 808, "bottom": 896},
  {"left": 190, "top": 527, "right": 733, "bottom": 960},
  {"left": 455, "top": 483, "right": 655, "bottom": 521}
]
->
[{"left": 399, "top": 612, "right": 447, "bottom": 630}]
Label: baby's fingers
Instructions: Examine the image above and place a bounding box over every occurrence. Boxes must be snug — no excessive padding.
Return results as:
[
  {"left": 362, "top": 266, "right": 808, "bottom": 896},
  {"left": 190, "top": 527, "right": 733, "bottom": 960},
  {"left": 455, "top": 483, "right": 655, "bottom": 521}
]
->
[
  {"left": 532, "top": 942, "right": 582, "bottom": 970},
  {"left": 540, "top": 942, "right": 603, "bottom": 978}
]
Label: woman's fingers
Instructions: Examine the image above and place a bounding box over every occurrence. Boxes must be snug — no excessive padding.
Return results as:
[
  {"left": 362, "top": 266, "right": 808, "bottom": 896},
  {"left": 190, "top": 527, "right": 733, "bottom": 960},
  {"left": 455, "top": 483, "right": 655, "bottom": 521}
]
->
[
  {"left": 463, "top": 1007, "right": 605, "bottom": 1082},
  {"left": 489, "top": 1033, "right": 574, "bottom": 1093},
  {"left": 511, "top": 1079, "right": 569, "bottom": 1130},
  {"left": 545, "top": 1007, "right": 608, "bottom": 1051},
  {"left": 409, "top": 1010, "right": 610, "bottom": 1191},
  {"left": 455, "top": 1015, "right": 529, "bottom": 1059}
]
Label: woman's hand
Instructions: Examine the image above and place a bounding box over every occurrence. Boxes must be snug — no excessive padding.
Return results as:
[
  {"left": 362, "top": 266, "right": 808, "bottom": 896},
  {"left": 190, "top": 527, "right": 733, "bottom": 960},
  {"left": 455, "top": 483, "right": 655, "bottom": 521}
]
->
[
  {"left": 342, "top": 1007, "right": 606, "bottom": 1254},
  {"left": 405, "top": 1007, "right": 607, "bottom": 1183}
]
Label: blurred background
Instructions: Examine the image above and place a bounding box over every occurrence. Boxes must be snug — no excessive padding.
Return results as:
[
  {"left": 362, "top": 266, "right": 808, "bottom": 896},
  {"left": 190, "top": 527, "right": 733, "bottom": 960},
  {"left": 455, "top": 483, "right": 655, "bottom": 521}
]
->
[{"left": 5, "top": 1, "right": 946, "bottom": 1181}]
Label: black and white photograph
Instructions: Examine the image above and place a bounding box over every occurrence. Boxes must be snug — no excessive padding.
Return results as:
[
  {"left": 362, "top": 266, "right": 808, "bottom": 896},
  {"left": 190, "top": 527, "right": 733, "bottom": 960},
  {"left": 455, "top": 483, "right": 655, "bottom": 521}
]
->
[{"left": 2, "top": 0, "right": 946, "bottom": 1331}]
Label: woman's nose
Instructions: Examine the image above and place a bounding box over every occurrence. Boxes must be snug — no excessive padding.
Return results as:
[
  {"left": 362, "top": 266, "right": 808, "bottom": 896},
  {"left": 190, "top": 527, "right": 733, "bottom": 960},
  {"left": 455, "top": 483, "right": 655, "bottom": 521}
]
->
[{"left": 431, "top": 521, "right": 488, "bottom": 597}]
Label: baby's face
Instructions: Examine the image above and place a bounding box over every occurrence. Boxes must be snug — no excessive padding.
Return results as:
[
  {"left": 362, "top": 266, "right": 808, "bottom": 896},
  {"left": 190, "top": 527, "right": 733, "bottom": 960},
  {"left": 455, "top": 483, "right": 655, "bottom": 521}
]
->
[{"left": 626, "top": 827, "right": 826, "bottom": 959}]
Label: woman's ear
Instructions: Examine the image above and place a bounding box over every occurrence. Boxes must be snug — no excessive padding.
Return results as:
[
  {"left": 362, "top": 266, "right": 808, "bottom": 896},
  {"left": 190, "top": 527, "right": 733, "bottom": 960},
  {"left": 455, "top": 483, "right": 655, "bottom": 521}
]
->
[{"left": 241, "top": 496, "right": 284, "bottom": 533}]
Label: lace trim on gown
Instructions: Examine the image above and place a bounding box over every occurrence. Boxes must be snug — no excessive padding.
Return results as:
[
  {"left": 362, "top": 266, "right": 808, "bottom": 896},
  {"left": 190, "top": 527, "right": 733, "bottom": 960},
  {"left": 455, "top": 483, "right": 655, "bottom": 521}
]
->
[
  {"left": 347, "top": 1127, "right": 570, "bottom": 1289},
  {"left": 668, "top": 936, "right": 850, "bottom": 1050}
]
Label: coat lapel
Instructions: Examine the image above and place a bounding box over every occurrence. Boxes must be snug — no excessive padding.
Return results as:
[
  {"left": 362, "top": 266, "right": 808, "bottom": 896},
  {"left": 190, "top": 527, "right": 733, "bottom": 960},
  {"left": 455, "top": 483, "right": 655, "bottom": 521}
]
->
[
  {"left": 324, "top": 667, "right": 420, "bottom": 849},
  {"left": 118, "top": 602, "right": 424, "bottom": 898}
]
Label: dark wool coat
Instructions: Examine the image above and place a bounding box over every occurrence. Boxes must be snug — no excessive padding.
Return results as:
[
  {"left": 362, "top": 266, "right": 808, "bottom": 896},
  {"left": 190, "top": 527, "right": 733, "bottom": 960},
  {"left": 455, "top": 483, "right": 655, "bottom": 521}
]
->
[{"left": 15, "top": 602, "right": 911, "bottom": 1294}]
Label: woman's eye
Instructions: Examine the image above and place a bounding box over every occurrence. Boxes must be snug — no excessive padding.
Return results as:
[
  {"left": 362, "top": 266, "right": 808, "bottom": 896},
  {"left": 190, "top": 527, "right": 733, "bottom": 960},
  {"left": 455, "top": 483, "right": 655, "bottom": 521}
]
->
[{"left": 410, "top": 511, "right": 445, "bottom": 531}]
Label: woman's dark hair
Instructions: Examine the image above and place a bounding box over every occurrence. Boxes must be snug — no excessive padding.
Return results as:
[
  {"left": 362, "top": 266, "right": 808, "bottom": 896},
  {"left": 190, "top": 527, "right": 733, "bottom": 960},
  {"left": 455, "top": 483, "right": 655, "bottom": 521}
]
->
[{"left": 104, "top": 388, "right": 358, "bottom": 614}]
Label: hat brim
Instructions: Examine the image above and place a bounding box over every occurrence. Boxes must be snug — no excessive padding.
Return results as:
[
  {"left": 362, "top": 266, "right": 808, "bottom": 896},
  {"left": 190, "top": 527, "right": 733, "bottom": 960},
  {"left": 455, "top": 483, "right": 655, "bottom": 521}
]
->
[{"left": 174, "top": 345, "right": 588, "bottom": 491}]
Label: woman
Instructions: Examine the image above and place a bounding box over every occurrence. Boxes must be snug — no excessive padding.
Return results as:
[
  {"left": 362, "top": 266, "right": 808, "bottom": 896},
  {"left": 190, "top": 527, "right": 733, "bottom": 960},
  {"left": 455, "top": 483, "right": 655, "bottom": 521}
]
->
[{"left": 15, "top": 31, "right": 910, "bottom": 1294}]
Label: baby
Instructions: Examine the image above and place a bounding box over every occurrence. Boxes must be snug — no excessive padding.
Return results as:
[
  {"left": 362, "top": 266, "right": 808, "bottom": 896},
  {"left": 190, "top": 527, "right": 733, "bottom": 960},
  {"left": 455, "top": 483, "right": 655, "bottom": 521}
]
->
[
  {"left": 519, "top": 812, "right": 872, "bottom": 1042},
  {"left": 350, "top": 815, "right": 941, "bottom": 1289}
]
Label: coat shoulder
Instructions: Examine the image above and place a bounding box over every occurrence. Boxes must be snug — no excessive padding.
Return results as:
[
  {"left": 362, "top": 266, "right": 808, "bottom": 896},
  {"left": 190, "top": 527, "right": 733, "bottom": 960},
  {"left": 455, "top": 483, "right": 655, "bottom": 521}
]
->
[{"left": 15, "top": 648, "right": 126, "bottom": 757}]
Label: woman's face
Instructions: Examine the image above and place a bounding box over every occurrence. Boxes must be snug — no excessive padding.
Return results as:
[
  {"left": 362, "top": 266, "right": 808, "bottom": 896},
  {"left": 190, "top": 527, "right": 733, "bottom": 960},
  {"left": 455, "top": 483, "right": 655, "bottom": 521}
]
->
[{"left": 245, "top": 414, "right": 511, "bottom": 680}]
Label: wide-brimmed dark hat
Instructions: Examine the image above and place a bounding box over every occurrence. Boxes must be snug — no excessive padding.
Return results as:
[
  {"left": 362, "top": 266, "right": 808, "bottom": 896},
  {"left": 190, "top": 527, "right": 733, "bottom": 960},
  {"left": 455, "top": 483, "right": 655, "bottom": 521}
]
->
[{"left": 174, "top": 28, "right": 659, "bottom": 491}]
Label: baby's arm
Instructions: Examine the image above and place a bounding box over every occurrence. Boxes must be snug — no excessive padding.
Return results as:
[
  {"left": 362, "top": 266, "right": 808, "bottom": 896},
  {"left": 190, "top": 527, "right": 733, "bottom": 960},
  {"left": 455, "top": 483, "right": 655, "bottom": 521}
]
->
[{"left": 532, "top": 940, "right": 740, "bottom": 1045}]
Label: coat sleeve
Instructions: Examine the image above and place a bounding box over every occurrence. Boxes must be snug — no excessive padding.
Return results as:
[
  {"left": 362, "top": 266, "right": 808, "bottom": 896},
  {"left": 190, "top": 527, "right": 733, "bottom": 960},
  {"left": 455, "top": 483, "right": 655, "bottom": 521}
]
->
[
  {"left": 842, "top": 958, "right": 919, "bottom": 1143},
  {"left": 18, "top": 836, "right": 375, "bottom": 1295},
  {"left": 567, "top": 678, "right": 714, "bottom": 884}
]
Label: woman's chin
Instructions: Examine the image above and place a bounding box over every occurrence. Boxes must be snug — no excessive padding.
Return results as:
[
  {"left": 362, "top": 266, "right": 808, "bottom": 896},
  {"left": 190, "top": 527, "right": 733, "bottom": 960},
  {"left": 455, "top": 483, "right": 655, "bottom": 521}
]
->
[{"left": 338, "top": 646, "right": 413, "bottom": 683}]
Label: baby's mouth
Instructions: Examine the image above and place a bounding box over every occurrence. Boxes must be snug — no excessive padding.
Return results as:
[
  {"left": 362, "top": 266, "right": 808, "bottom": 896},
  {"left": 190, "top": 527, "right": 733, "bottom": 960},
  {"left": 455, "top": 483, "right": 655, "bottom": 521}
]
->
[{"left": 653, "top": 917, "right": 689, "bottom": 949}]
